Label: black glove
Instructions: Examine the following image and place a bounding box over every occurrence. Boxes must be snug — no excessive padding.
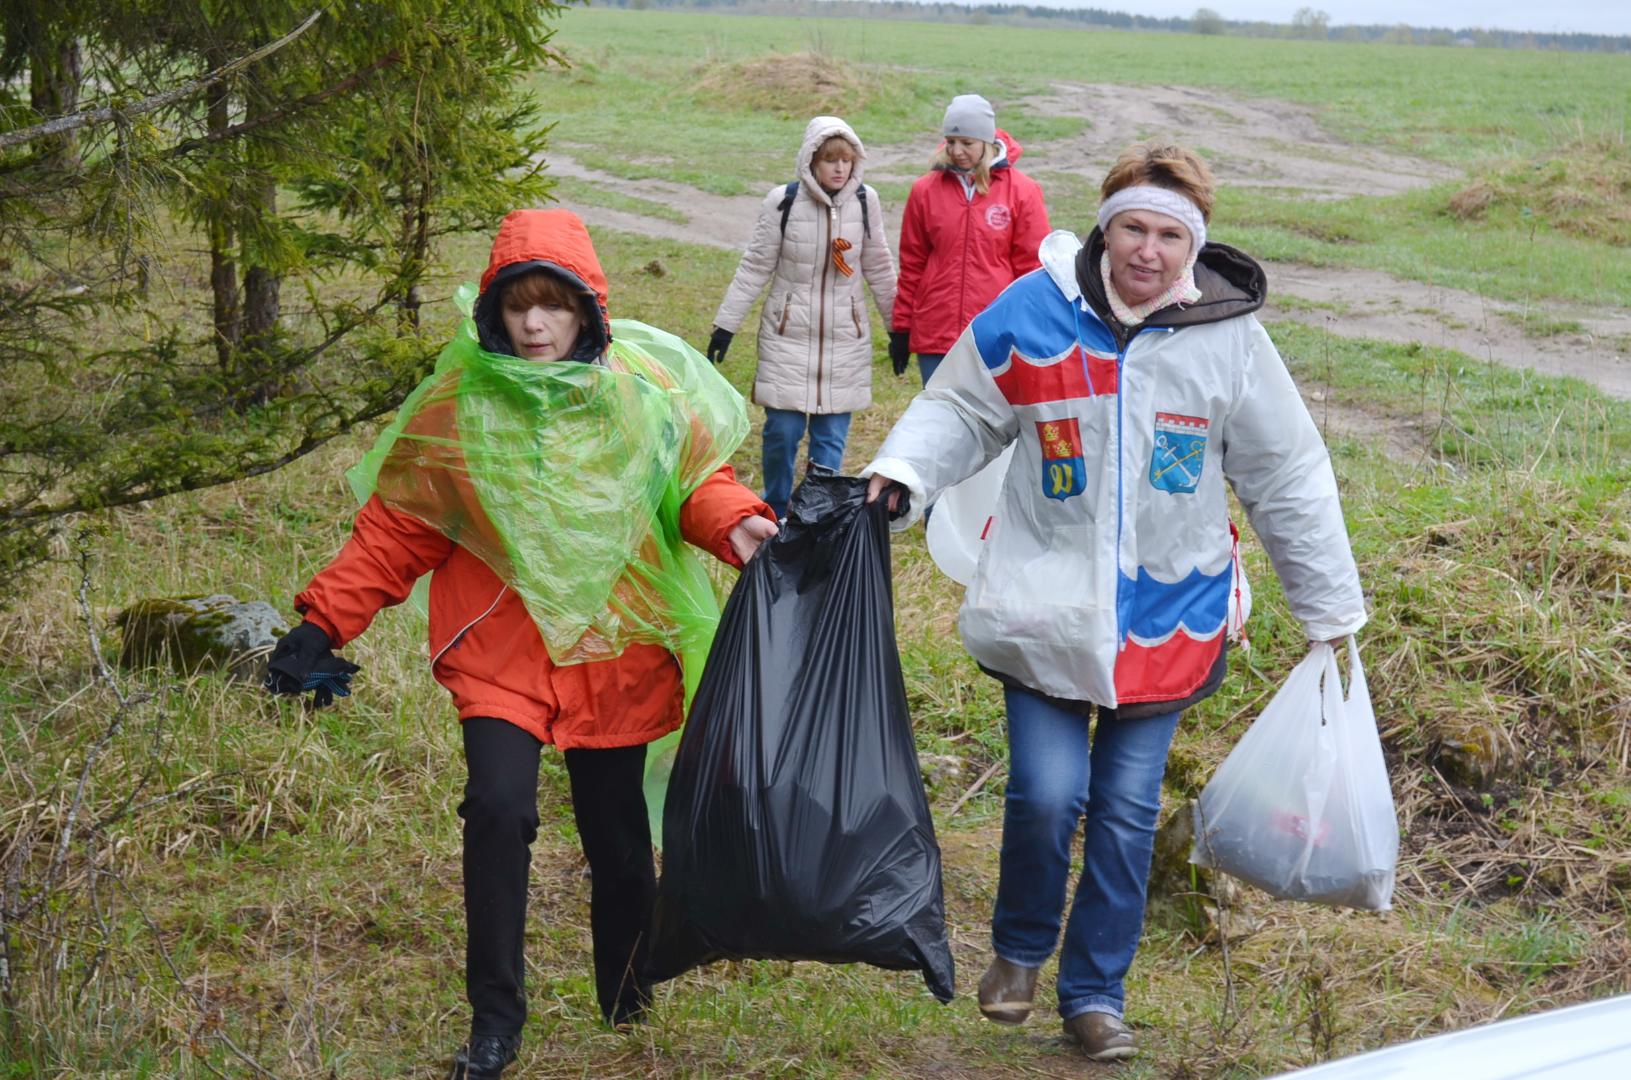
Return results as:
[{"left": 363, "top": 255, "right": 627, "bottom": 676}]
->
[
  {"left": 264, "top": 620, "right": 360, "bottom": 709},
  {"left": 706, "top": 327, "right": 733, "bottom": 365},
  {"left": 888, "top": 330, "right": 911, "bottom": 377},
  {"left": 882, "top": 480, "right": 912, "bottom": 522}
]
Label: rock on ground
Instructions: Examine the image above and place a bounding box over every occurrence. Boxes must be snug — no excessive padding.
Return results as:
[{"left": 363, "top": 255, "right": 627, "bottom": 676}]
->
[{"left": 115, "top": 594, "right": 289, "bottom": 682}]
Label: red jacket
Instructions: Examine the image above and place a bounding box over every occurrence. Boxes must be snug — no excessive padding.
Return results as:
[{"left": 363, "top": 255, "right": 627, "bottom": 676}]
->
[
  {"left": 892, "top": 130, "right": 1050, "bottom": 356},
  {"left": 296, "top": 469, "right": 765, "bottom": 750},
  {"left": 295, "top": 209, "right": 772, "bottom": 749}
]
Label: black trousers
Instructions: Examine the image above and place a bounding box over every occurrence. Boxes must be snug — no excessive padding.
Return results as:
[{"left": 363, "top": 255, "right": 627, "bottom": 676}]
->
[{"left": 459, "top": 717, "right": 655, "bottom": 1035}]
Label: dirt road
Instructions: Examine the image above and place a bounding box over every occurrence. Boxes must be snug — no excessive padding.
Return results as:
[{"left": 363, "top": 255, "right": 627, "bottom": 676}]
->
[{"left": 546, "top": 81, "right": 1631, "bottom": 402}]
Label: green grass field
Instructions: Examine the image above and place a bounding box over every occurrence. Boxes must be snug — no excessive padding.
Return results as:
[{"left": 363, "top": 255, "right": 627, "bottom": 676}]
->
[
  {"left": 545, "top": 10, "right": 1631, "bottom": 308},
  {"left": 549, "top": 10, "right": 1630, "bottom": 168},
  {"left": 4, "top": 9, "right": 1630, "bottom": 1078}
]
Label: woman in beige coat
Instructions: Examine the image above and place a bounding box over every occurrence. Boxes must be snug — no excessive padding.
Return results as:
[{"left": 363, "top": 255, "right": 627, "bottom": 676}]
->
[{"left": 706, "top": 116, "right": 896, "bottom": 520}]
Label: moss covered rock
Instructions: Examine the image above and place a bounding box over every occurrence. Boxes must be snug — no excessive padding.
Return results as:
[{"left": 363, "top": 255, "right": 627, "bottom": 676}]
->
[
  {"left": 1435, "top": 722, "right": 1519, "bottom": 792},
  {"left": 917, "top": 752, "right": 967, "bottom": 799},
  {"left": 114, "top": 594, "right": 288, "bottom": 682},
  {"left": 1146, "top": 797, "right": 1256, "bottom": 941}
]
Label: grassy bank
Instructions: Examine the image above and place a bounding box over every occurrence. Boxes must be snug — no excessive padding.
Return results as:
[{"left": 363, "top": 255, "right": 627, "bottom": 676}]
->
[
  {"left": 4, "top": 222, "right": 1628, "bottom": 1076},
  {"left": 5, "top": 8, "right": 1630, "bottom": 1076}
]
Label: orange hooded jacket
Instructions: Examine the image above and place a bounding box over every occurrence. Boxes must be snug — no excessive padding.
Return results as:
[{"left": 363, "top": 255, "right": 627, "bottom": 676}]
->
[{"left": 294, "top": 209, "right": 772, "bottom": 749}]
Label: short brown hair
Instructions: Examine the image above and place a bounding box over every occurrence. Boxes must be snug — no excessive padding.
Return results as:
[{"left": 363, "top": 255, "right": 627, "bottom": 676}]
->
[
  {"left": 500, "top": 268, "right": 591, "bottom": 311},
  {"left": 1100, "top": 143, "right": 1216, "bottom": 222},
  {"left": 814, "top": 135, "right": 857, "bottom": 164}
]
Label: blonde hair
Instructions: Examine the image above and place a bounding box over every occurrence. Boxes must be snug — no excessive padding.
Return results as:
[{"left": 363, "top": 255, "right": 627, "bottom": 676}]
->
[
  {"left": 1100, "top": 143, "right": 1217, "bottom": 222},
  {"left": 814, "top": 135, "right": 857, "bottom": 164},
  {"left": 931, "top": 139, "right": 996, "bottom": 196}
]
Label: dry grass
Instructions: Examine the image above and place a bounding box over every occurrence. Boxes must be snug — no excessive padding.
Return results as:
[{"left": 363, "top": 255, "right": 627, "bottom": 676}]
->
[
  {"left": 1448, "top": 131, "right": 1631, "bottom": 245},
  {"left": 692, "top": 51, "right": 888, "bottom": 120}
]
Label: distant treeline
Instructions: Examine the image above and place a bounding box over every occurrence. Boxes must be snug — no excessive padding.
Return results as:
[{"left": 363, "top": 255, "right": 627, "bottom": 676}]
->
[{"left": 602, "top": 0, "right": 1631, "bottom": 53}]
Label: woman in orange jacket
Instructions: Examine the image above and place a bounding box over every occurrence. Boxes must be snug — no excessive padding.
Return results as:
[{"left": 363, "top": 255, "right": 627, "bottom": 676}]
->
[{"left": 265, "top": 209, "right": 777, "bottom": 1079}]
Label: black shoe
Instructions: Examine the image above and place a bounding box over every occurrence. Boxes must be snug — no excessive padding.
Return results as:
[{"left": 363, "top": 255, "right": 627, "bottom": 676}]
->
[
  {"left": 606, "top": 982, "right": 652, "bottom": 1031},
  {"left": 448, "top": 1033, "right": 520, "bottom": 1079},
  {"left": 610, "top": 998, "right": 649, "bottom": 1032}
]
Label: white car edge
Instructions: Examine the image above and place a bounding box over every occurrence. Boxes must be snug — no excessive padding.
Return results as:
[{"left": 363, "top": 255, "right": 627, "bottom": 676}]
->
[{"left": 1271, "top": 993, "right": 1631, "bottom": 1079}]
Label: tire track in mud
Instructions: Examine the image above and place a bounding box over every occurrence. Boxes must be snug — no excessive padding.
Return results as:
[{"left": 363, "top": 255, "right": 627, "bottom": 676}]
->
[{"left": 1259, "top": 263, "right": 1631, "bottom": 399}]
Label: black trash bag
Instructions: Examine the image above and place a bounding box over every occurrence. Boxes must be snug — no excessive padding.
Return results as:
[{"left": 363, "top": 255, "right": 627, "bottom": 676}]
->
[{"left": 644, "top": 474, "right": 955, "bottom": 1002}]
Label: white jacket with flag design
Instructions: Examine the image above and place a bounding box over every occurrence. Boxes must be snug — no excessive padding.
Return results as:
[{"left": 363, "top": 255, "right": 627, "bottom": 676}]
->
[{"left": 863, "top": 229, "right": 1367, "bottom": 710}]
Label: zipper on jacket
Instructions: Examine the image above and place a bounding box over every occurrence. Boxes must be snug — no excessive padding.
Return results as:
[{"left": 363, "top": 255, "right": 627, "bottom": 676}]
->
[
  {"left": 777, "top": 293, "right": 791, "bottom": 335},
  {"left": 1113, "top": 338, "right": 1128, "bottom": 669},
  {"left": 957, "top": 168, "right": 993, "bottom": 345},
  {"left": 816, "top": 204, "right": 834, "bottom": 410},
  {"left": 959, "top": 191, "right": 974, "bottom": 344},
  {"left": 430, "top": 586, "right": 506, "bottom": 668},
  {"left": 1110, "top": 325, "right": 1178, "bottom": 659}
]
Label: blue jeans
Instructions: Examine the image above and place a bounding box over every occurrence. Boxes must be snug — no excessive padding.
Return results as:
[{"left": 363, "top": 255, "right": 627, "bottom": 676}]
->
[
  {"left": 991, "top": 687, "right": 1181, "bottom": 1021},
  {"left": 761, "top": 408, "right": 852, "bottom": 521}
]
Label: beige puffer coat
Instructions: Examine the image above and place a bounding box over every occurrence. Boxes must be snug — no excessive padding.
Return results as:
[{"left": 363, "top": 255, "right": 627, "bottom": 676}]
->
[{"left": 713, "top": 116, "right": 896, "bottom": 414}]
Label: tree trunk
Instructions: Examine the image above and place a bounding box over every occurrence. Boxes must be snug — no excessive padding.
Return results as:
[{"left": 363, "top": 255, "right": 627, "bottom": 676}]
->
[
  {"left": 239, "top": 89, "right": 282, "bottom": 404},
  {"left": 241, "top": 184, "right": 280, "bottom": 352},
  {"left": 209, "top": 234, "right": 240, "bottom": 369},
  {"left": 29, "top": 38, "right": 83, "bottom": 168},
  {"left": 394, "top": 142, "right": 435, "bottom": 332},
  {"left": 207, "top": 81, "right": 240, "bottom": 370}
]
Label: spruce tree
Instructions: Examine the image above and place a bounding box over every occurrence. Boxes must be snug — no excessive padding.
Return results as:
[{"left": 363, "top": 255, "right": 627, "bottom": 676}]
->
[{"left": 0, "top": 2, "right": 566, "bottom": 601}]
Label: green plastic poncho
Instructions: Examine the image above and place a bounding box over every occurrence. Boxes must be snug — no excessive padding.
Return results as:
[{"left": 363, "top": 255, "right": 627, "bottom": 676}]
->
[{"left": 346, "top": 285, "right": 750, "bottom": 840}]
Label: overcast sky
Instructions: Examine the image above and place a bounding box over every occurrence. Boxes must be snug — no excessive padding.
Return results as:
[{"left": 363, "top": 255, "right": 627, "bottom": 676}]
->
[{"left": 1036, "top": 2, "right": 1631, "bottom": 36}]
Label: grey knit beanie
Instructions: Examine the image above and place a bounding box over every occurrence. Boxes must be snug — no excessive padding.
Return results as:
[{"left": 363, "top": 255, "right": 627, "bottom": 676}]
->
[{"left": 941, "top": 94, "right": 996, "bottom": 144}]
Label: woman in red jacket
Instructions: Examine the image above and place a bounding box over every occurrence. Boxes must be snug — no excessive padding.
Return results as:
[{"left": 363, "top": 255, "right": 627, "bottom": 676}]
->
[
  {"left": 263, "top": 209, "right": 777, "bottom": 1079},
  {"left": 889, "top": 94, "right": 1051, "bottom": 386}
]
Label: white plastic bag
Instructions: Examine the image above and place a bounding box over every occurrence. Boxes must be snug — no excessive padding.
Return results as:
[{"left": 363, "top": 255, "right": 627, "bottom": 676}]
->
[
  {"left": 1190, "top": 638, "right": 1398, "bottom": 910},
  {"left": 925, "top": 444, "right": 1014, "bottom": 586}
]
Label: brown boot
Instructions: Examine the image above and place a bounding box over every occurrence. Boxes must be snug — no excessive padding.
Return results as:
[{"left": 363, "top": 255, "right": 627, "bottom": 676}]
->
[
  {"left": 1063, "top": 1011, "right": 1137, "bottom": 1062},
  {"left": 976, "top": 956, "right": 1040, "bottom": 1025}
]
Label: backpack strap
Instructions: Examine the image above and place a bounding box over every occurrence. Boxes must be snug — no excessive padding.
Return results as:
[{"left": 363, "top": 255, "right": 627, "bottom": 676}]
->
[
  {"left": 777, "top": 180, "right": 800, "bottom": 235},
  {"left": 780, "top": 180, "right": 873, "bottom": 239}
]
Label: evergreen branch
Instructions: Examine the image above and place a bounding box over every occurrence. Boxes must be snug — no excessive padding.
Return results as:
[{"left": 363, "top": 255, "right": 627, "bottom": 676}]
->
[
  {"left": 2, "top": 364, "right": 431, "bottom": 523},
  {"left": 164, "top": 48, "right": 403, "bottom": 158},
  {"left": 0, "top": 8, "right": 324, "bottom": 151}
]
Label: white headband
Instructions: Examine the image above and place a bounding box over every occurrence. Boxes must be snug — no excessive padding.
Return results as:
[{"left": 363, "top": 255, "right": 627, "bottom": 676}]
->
[{"left": 1096, "top": 185, "right": 1206, "bottom": 256}]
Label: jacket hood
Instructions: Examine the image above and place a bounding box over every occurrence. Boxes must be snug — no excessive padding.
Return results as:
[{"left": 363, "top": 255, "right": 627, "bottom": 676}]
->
[
  {"left": 474, "top": 208, "right": 611, "bottom": 362},
  {"left": 1074, "top": 225, "right": 1266, "bottom": 333},
  {"left": 796, "top": 115, "right": 867, "bottom": 208},
  {"left": 994, "top": 128, "right": 1022, "bottom": 167}
]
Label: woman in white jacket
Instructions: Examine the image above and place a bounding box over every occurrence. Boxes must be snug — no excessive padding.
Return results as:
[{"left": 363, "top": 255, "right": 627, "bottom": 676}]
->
[
  {"left": 706, "top": 116, "right": 896, "bottom": 521},
  {"left": 864, "top": 143, "right": 1367, "bottom": 1062}
]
